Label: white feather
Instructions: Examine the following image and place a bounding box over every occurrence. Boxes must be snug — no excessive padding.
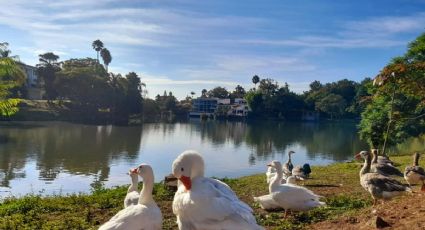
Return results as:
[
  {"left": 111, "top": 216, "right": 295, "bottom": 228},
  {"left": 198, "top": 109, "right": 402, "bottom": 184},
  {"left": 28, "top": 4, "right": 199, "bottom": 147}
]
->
[{"left": 172, "top": 151, "right": 263, "bottom": 230}]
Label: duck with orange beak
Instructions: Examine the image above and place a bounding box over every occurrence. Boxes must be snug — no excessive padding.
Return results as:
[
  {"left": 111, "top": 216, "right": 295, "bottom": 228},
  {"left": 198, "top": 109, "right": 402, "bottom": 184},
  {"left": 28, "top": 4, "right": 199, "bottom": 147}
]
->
[
  {"left": 171, "top": 150, "right": 264, "bottom": 230},
  {"left": 124, "top": 168, "right": 140, "bottom": 208}
]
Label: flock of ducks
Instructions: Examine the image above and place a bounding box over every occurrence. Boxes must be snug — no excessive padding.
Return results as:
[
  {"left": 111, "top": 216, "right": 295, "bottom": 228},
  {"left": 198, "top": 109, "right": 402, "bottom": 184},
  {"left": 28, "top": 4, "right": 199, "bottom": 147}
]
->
[
  {"left": 355, "top": 150, "right": 425, "bottom": 206},
  {"left": 98, "top": 149, "right": 425, "bottom": 229}
]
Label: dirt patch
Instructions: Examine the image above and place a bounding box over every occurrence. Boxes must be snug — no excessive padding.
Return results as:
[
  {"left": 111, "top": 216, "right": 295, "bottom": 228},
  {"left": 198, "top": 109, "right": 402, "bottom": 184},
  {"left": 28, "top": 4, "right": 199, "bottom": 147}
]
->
[{"left": 311, "top": 190, "right": 425, "bottom": 230}]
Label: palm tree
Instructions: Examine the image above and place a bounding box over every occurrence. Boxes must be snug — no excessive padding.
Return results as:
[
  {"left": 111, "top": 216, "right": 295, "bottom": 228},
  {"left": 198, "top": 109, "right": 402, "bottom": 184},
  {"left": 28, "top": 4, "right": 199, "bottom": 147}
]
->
[
  {"left": 92, "top": 39, "right": 104, "bottom": 63},
  {"left": 252, "top": 75, "right": 260, "bottom": 89},
  {"left": 201, "top": 89, "right": 207, "bottom": 97},
  {"left": 100, "top": 48, "right": 112, "bottom": 72},
  {"left": 190, "top": 91, "right": 195, "bottom": 98}
]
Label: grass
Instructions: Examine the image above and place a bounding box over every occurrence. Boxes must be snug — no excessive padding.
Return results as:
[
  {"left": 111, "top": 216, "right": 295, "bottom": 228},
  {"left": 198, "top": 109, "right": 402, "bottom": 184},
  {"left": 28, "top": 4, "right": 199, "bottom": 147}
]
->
[{"left": 0, "top": 154, "right": 414, "bottom": 230}]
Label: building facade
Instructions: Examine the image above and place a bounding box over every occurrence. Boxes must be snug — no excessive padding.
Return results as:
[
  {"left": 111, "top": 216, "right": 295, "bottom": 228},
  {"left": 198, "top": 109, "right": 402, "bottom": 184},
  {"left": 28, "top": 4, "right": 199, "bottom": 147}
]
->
[
  {"left": 189, "top": 97, "right": 250, "bottom": 118},
  {"left": 189, "top": 98, "right": 218, "bottom": 117},
  {"left": 19, "top": 63, "right": 44, "bottom": 100},
  {"left": 228, "top": 98, "right": 249, "bottom": 117}
]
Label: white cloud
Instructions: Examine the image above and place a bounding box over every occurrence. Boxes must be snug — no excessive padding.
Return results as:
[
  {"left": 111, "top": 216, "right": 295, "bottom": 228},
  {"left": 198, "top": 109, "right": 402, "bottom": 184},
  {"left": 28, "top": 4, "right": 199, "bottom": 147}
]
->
[
  {"left": 239, "top": 36, "right": 405, "bottom": 48},
  {"left": 343, "top": 12, "right": 425, "bottom": 36},
  {"left": 237, "top": 12, "right": 425, "bottom": 49},
  {"left": 141, "top": 73, "right": 240, "bottom": 86}
]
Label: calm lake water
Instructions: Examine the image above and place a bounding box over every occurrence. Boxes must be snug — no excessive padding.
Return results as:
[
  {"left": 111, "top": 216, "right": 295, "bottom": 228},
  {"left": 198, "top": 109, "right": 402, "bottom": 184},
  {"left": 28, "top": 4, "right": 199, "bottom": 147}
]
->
[{"left": 0, "top": 120, "right": 371, "bottom": 197}]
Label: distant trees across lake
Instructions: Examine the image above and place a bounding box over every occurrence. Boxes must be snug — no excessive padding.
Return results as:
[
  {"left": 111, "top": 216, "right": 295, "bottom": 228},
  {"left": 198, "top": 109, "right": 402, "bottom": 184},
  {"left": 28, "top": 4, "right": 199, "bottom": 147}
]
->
[{"left": 1, "top": 31, "right": 425, "bottom": 152}]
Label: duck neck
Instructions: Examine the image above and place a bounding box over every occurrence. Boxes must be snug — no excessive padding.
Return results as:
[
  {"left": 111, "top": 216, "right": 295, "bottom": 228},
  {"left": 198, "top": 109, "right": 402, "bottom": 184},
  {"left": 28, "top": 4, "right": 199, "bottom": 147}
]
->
[
  {"left": 371, "top": 151, "right": 378, "bottom": 164},
  {"left": 414, "top": 153, "right": 420, "bottom": 166},
  {"left": 269, "top": 167, "right": 283, "bottom": 193},
  {"left": 288, "top": 153, "right": 292, "bottom": 163},
  {"left": 128, "top": 175, "right": 138, "bottom": 193},
  {"left": 360, "top": 154, "right": 371, "bottom": 177},
  {"left": 138, "top": 175, "right": 154, "bottom": 205}
]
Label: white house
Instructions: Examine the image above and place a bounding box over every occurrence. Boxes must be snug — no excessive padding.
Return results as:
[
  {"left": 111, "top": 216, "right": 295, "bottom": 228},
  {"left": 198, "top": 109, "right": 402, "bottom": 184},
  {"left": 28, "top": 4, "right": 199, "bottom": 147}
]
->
[
  {"left": 228, "top": 98, "right": 250, "bottom": 117},
  {"left": 19, "top": 63, "right": 44, "bottom": 100}
]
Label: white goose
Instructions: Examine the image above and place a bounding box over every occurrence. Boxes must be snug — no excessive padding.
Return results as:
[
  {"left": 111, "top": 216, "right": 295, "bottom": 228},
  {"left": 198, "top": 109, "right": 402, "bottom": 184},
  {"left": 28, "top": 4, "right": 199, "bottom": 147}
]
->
[
  {"left": 404, "top": 152, "right": 425, "bottom": 191},
  {"left": 124, "top": 168, "right": 139, "bottom": 208},
  {"left": 254, "top": 175, "right": 299, "bottom": 210},
  {"left": 259, "top": 161, "right": 324, "bottom": 216},
  {"left": 356, "top": 151, "right": 411, "bottom": 205},
  {"left": 266, "top": 151, "right": 294, "bottom": 184},
  {"left": 99, "top": 164, "right": 162, "bottom": 230},
  {"left": 172, "top": 150, "right": 264, "bottom": 230}
]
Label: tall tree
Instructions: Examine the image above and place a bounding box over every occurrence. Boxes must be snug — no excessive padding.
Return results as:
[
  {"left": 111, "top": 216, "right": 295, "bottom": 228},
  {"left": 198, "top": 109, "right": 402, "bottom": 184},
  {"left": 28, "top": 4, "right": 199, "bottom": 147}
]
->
[
  {"left": 125, "top": 72, "right": 143, "bottom": 114},
  {"left": 39, "top": 52, "right": 59, "bottom": 65},
  {"left": 315, "top": 94, "right": 347, "bottom": 119},
  {"left": 231, "top": 85, "right": 246, "bottom": 98},
  {"left": 100, "top": 48, "right": 112, "bottom": 72},
  {"left": 359, "top": 32, "right": 425, "bottom": 150},
  {"left": 309, "top": 80, "right": 322, "bottom": 91},
  {"left": 37, "top": 52, "right": 60, "bottom": 100},
  {"left": 190, "top": 91, "right": 195, "bottom": 98},
  {"left": 201, "top": 89, "right": 207, "bottom": 97},
  {"left": 252, "top": 75, "right": 260, "bottom": 89},
  {"left": 258, "top": 78, "right": 279, "bottom": 96},
  {"left": 92, "top": 39, "right": 104, "bottom": 63},
  {"left": 55, "top": 58, "right": 109, "bottom": 111},
  {"left": 207, "top": 86, "right": 229, "bottom": 98}
]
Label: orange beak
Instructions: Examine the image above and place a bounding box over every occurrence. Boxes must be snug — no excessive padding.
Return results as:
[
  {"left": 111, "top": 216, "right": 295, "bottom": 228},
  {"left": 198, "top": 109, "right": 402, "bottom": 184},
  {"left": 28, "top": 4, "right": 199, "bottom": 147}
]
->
[{"left": 179, "top": 175, "right": 192, "bottom": 190}]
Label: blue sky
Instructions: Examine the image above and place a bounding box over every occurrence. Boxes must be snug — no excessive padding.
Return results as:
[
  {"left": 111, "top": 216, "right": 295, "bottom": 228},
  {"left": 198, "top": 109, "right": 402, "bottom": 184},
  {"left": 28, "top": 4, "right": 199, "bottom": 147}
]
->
[{"left": 1, "top": 0, "right": 425, "bottom": 99}]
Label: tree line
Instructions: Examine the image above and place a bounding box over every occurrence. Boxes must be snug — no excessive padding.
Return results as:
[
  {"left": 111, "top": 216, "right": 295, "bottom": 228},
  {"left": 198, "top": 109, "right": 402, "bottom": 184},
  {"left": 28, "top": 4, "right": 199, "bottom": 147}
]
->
[
  {"left": 0, "top": 40, "right": 143, "bottom": 124},
  {"left": 1, "top": 32, "right": 425, "bottom": 151}
]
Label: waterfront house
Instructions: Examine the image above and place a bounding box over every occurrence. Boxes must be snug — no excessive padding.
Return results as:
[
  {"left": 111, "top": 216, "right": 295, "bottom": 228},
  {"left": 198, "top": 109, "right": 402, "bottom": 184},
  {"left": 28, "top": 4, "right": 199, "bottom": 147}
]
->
[
  {"left": 189, "top": 97, "right": 218, "bottom": 117},
  {"left": 19, "top": 63, "right": 44, "bottom": 100},
  {"left": 189, "top": 97, "right": 250, "bottom": 118}
]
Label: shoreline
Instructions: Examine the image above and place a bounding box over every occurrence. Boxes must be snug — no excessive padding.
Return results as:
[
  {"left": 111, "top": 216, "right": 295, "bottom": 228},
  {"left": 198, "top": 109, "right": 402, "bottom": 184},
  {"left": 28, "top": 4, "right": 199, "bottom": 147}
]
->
[{"left": 0, "top": 155, "right": 416, "bottom": 229}]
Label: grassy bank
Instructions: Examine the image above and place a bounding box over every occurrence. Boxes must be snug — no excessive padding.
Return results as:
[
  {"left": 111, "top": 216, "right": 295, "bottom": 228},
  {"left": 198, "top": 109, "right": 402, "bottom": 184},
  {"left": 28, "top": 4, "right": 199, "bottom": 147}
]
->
[{"left": 0, "top": 154, "right": 414, "bottom": 230}]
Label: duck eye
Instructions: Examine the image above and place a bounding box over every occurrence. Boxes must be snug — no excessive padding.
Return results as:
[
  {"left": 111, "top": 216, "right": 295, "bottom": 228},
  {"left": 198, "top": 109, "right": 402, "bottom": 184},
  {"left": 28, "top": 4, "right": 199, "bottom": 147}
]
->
[{"left": 181, "top": 167, "right": 184, "bottom": 172}]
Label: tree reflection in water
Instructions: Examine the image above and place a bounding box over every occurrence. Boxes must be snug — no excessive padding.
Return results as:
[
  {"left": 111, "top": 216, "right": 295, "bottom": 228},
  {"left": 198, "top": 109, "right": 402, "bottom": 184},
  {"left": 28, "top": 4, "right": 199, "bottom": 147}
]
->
[{"left": 3, "top": 120, "right": 415, "bottom": 196}]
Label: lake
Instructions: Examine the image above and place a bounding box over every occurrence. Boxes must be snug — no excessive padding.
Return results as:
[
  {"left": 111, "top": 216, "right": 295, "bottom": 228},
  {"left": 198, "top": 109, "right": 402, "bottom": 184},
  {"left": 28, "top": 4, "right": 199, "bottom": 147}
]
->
[{"left": 0, "top": 120, "right": 370, "bottom": 197}]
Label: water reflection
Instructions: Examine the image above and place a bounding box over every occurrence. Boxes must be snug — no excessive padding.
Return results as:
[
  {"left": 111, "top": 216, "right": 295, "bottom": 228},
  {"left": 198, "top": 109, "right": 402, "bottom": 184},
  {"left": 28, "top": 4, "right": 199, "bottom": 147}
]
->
[
  {"left": 0, "top": 122, "right": 142, "bottom": 189},
  {"left": 192, "top": 120, "right": 368, "bottom": 163},
  {"left": 0, "top": 120, "right": 392, "bottom": 196}
]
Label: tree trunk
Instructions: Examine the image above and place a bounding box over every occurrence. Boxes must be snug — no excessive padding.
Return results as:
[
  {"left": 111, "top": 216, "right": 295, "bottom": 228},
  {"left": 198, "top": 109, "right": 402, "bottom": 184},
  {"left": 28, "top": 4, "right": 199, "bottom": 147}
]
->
[{"left": 382, "top": 87, "right": 396, "bottom": 156}]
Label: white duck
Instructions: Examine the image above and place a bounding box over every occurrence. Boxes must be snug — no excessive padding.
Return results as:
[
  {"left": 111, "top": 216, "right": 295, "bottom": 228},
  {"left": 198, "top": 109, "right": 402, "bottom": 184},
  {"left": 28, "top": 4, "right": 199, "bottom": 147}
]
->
[
  {"left": 99, "top": 164, "right": 162, "bottom": 230},
  {"left": 124, "top": 168, "right": 139, "bottom": 208},
  {"left": 404, "top": 152, "right": 425, "bottom": 191},
  {"left": 356, "top": 151, "right": 411, "bottom": 205},
  {"left": 254, "top": 175, "right": 299, "bottom": 210},
  {"left": 266, "top": 151, "right": 294, "bottom": 184},
  {"left": 172, "top": 150, "right": 264, "bottom": 230},
  {"left": 261, "top": 161, "right": 325, "bottom": 216}
]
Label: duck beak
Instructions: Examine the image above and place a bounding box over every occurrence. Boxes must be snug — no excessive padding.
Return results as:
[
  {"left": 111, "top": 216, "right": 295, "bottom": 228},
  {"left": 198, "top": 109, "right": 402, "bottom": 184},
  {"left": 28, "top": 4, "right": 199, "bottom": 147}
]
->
[
  {"left": 354, "top": 153, "right": 361, "bottom": 160},
  {"left": 179, "top": 175, "right": 192, "bottom": 190},
  {"left": 267, "top": 163, "right": 272, "bottom": 167},
  {"left": 132, "top": 168, "right": 138, "bottom": 174}
]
